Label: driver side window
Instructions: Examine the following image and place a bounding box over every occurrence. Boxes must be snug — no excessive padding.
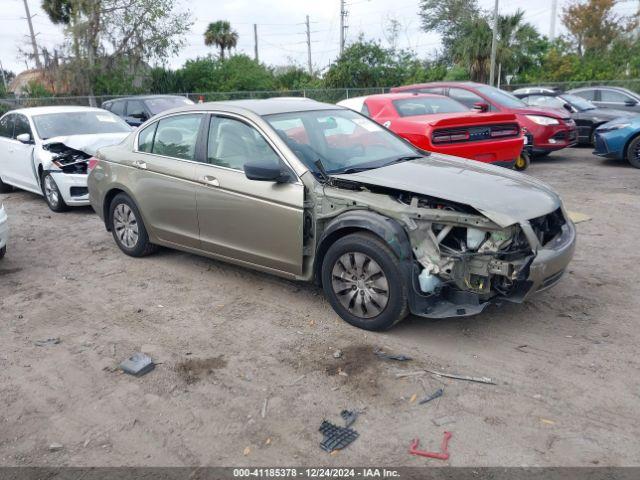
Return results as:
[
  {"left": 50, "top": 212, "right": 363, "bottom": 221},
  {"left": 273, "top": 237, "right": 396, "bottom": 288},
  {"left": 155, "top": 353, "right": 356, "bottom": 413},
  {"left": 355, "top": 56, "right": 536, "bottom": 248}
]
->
[{"left": 207, "top": 116, "right": 281, "bottom": 170}]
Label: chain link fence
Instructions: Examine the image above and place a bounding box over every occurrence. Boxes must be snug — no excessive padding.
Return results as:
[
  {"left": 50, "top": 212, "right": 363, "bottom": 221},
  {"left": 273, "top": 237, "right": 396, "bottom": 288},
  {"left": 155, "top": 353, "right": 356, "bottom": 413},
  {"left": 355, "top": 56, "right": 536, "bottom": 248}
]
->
[
  {"left": 2, "top": 80, "right": 640, "bottom": 112},
  {"left": 0, "top": 87, "right": 388, "bottom": 113},
  {"left": 503, "top": 79, "right": 640, "bottom": 93}
]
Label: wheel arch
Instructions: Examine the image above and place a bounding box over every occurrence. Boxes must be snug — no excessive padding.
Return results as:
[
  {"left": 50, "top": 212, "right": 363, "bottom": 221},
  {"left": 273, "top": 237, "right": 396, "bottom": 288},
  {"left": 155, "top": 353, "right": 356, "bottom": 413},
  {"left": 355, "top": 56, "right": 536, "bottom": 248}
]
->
[
  {"left": 622, "top": 131, "right": 640, "bottom": 161},
  {"left": 313, "top": 210, "right": 414, "bottom": 285},
  {"left": 103, "top": 186, "right": 134, "bottom": 231}
]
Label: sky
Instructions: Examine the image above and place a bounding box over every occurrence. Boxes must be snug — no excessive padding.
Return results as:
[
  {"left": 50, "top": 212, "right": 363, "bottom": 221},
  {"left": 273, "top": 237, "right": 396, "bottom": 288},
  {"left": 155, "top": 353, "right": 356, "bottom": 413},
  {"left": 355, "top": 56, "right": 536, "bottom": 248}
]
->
[{"left": 1, "top": 0, "right": 639, "bottom": 78}]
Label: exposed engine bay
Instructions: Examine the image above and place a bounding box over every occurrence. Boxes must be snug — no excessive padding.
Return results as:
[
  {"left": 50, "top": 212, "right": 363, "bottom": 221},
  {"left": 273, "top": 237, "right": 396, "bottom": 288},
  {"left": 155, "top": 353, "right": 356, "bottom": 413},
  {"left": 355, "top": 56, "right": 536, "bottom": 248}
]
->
[
  {"left": 304, "top": 172, "right": 568, "bottom": 316},
  {"left": 43, "top": 142, "right": 91, "bottom": 175}
]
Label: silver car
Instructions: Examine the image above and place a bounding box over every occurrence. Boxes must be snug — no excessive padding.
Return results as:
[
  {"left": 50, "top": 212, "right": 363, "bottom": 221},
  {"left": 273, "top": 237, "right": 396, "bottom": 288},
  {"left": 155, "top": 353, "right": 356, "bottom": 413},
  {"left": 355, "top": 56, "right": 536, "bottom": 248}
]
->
[{"left": 88, "top": 99, "right": 576, "bottom": 331}]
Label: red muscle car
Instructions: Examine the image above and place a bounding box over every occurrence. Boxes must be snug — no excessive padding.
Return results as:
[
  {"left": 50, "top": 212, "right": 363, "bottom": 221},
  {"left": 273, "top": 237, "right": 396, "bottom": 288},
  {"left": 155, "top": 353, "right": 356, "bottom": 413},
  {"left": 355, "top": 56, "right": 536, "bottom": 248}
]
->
[{"left": 338, "top": 93, "right": 524, "bottom": 168}]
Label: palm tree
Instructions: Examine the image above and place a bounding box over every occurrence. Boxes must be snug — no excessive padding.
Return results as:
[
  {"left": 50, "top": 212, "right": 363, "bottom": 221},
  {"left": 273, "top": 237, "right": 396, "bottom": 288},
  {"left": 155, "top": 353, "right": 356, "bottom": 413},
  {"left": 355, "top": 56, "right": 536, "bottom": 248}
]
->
[{"left": 204, "top": 20, "right": 239, "bottom": 60}]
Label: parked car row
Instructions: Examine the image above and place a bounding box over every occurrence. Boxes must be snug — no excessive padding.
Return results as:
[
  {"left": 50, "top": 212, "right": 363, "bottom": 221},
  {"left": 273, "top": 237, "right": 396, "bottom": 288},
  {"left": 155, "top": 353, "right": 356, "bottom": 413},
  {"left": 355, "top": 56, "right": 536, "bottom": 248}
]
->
[{"left": 2, "top": 81, "right": 636, "bottom": 328}]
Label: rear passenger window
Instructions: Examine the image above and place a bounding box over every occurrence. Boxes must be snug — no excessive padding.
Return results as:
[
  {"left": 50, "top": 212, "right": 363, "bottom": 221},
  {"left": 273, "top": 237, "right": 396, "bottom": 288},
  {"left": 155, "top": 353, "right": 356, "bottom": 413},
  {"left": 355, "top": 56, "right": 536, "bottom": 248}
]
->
[
  {"left": 449, "top": 88, "right": 484, "bottom": 108},
  {"left": 151, "top": 114, "right": 202, "bottom": 160},
  {"left": 600, "top": 90, "right": 630, "bottom": 103},
  {"left": 137, "top": 122, "right": 157, "bottom": 152},
  {"left": 0, "top": 115, "right": 14, "bottom": 138},
  {"left": 110, "top": 101, "right": 125, "bottom": 116}
]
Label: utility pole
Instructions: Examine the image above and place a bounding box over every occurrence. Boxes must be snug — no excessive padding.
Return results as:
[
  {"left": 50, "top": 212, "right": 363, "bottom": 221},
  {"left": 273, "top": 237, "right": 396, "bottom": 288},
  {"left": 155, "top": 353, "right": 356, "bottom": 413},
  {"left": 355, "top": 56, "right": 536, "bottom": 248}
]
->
[
  {"left": 22, "top": 0, "right": 42, "bottom": 70},
  {"left": 306, "top": 15, "right": 312, "bottom": 75},
  {"left": 550, "top": 0, "right": 558, "bottom": 41},
  {"left": 253, "top": 24, "right": 259, "bottom": 62},
  {"left": 339, "top": 0, "right": 348, "bottom": 55},
  {"left": 489, "top": 0, "right": 499, "bottom": 87}
]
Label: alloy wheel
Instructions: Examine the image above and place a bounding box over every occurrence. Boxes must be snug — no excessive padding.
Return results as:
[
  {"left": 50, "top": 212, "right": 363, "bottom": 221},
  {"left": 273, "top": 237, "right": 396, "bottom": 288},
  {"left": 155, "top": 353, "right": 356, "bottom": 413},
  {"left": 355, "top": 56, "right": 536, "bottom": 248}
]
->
[
  {"left": 330, "top": 252, "right": 389, "bottom": 319},
  {"left": 44, "top": 175, "right": 59, "bottom": 207},
  {"left": 113, "top": 203, "right": 139, "bottom": 249}
]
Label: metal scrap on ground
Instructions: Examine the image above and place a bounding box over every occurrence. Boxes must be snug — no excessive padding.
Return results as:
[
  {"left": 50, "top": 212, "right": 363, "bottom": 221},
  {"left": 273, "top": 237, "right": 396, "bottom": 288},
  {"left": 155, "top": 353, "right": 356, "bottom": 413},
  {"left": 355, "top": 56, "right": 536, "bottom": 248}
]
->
[
  {"left": 34, "top": 338, "right": 61, "bottom": 347},
  {"left": 419, "top": 388, "right": 444, "bottom": 405},
  {"left": 395, "top": 369, "right": 496, "bottom": 384},
  {"left": 374, "top": 348, "right": 412, "bottom": 361},
  {"left": 119, "top": 352, "right": 155, "bottom": 376},
  {"left": 319, "top": 420, "right": 359, "bottom": 452}
]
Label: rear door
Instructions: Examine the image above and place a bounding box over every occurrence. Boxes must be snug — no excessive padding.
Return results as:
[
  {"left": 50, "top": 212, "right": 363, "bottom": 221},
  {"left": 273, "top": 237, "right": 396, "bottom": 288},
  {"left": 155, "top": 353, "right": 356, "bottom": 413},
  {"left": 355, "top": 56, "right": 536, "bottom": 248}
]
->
[
  {"left": 195, "top": 114, "right": 304, "bottom": 275},
  {"left": 128, "top": 113, "right": 203, "bottom": 248}
]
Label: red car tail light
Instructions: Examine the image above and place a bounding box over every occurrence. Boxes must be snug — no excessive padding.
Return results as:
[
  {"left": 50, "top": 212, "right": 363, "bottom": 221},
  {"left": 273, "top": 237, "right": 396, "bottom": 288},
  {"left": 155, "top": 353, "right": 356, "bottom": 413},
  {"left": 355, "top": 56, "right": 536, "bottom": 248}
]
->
[
  {"left": 432, "top": 130, "right": 470, "bottom": 144},
  {"left": 87, "top": 157, "right": 99, "bottom": 173}
]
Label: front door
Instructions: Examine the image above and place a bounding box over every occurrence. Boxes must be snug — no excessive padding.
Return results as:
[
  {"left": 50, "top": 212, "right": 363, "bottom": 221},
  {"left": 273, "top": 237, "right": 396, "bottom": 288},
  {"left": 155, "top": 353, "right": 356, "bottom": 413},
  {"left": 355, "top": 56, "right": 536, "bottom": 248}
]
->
[
  {"left": 8, "top": 114, "right": 39, "bottom": 191},
  {"left": 195, "top": 115, "right": 304, "bottom": 276}
]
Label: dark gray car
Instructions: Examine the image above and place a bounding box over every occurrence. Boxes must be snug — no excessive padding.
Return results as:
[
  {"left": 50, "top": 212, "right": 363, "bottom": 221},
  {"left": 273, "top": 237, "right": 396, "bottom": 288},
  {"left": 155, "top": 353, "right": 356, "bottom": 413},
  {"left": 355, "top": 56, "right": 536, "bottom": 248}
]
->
[
  {"left": 102, "top": 95, "right": 194, "bottom": 127},
  {"left": 568, "top": 86, "right": 640, "bottom": 113},
  {"left": 88, "top": 98, "right": 576, "bottom": 331}
]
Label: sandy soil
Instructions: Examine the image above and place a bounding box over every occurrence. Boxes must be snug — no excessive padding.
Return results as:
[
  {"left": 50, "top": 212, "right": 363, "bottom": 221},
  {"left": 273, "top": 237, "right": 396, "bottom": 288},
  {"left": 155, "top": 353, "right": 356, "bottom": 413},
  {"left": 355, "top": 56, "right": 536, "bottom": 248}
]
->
[{"left": 0, "top": 147, "right": 639, "bottom": 467}]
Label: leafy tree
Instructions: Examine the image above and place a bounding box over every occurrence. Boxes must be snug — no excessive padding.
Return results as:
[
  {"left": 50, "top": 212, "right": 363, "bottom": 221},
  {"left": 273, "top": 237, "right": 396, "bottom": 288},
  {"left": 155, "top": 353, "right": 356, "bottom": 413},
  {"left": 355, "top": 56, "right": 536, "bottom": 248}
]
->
[
  {"left": 418, "top": 0, "right": 481, "bottom": 57},
  {"left": 41, "top": 0, "right": 192, "bottom": 98},
  {"left": 561, "top": 0, "right": 624, "bottom": 56},
  {"left": 324, "top": 38, "right": 433, "bottom": 88},
  {"left": 204, "top": 20, "right": 239, "bottom": 60}
]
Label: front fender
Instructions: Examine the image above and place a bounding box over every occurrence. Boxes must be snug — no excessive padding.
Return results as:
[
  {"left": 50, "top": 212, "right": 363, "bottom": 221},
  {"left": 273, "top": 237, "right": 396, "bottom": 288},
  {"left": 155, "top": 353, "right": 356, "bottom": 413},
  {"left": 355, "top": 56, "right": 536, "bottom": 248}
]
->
[{"left": 314, "top": 209, "right": 414, "bottom": 283}]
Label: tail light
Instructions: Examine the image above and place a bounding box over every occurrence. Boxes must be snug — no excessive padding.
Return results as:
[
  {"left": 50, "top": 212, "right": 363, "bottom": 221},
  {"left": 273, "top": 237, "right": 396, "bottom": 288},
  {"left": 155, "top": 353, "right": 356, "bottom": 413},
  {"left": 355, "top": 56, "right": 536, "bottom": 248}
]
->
[
  {"left": 432, "top": 130, "right": 470, "bottom": 144},
  {"left": 87, "top": 157, "right": 99, "bottom": 173}
]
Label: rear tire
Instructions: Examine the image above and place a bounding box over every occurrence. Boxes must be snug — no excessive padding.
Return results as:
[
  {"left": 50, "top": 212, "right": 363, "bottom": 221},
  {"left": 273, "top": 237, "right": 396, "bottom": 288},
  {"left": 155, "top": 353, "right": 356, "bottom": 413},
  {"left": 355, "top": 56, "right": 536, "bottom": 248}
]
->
[
  {"left": 42, "top": 172, "right": 69, "bottom": 212},
  {"left": 109, "top": 193, "right": 158, "bottom": 257},
  {"left": 0, "top": 176, "right": 13, "bottom": 193},
  {"left": 625, "top": 135, "right": 640, "bottom": 168},
  {"left": 321, "top": 232, "right": 409, "bottom": 331},
  {"left": 0, "top": 246, "right": 5, "bottom": 259}
]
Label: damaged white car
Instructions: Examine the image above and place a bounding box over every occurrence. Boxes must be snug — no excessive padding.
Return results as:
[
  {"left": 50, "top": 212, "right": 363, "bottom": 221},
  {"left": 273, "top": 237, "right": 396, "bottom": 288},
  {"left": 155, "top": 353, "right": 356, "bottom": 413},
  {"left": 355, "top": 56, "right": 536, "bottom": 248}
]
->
[{"left": 0, "top": 106, "right": 132, "bottom": 211}]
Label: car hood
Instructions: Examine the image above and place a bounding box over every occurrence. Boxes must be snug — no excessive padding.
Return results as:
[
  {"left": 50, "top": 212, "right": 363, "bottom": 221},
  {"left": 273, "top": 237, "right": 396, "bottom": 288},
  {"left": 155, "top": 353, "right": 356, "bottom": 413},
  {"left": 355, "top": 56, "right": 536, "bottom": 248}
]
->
[
  {"left": 585, "top": 108, "right": 635, "bottom": 122},
  {"left": 332, "top": 155, "right": 561, "bottom": 227},
  {"left": 510, "top": 106, "right": 569, "bottom": 119},
  {"left": 42, "top": 133, "right": 130, "bottom": 155}
]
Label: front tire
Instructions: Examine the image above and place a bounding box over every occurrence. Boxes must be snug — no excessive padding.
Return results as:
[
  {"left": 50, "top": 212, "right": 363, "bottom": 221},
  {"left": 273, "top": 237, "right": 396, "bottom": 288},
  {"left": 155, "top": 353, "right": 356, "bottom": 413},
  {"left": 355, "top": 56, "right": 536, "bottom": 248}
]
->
[
  {"left": 42, "top": 172, "right": 69, "bottom": 212},
  {"left": 321, "top": 232, "right": 409, "bottom": 331},
  {"left": 109, "top": 193, "right": 158, "bottom": 257},
  {"left": 625, "top": 135, "right": 640, "bottom": 168},
  {"left": 0, "top": 246, "right": 5, "bottom": 259}
]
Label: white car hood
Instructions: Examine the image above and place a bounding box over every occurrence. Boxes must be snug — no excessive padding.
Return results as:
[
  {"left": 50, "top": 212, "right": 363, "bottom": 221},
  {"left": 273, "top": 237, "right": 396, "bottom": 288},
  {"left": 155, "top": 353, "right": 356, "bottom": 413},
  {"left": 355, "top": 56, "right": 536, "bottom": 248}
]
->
[{"left": 42, "top": 132, "right": 129, "bottom": 156}]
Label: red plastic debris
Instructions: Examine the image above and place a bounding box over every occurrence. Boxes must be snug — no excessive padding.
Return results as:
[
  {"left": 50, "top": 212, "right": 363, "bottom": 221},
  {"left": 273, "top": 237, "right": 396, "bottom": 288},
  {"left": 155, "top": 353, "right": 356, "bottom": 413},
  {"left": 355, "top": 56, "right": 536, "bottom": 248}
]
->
[{"left": 408, "top": 431, "right": 452, "bottom": 460}]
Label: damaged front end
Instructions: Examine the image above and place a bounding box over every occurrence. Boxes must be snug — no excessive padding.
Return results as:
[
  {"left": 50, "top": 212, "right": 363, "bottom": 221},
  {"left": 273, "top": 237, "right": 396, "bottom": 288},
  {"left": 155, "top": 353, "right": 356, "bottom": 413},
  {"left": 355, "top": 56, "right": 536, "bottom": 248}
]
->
[
  {"left": 43, "top": 142, "right": 92, "bottom": 175},
  {"left": 312, "top": 176, "right": 576, "bottom": 319}
]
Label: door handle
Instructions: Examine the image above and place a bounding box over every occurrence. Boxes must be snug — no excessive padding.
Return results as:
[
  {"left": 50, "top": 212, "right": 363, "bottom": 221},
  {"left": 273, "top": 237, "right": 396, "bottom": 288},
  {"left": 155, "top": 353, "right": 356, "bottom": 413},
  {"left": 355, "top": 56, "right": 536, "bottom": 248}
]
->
[
  {"left": 201, "top": 175, "right": 220, "bottom": 187},
  {"left": 133, "top": 160, "right": 147, "bottom": 169}
]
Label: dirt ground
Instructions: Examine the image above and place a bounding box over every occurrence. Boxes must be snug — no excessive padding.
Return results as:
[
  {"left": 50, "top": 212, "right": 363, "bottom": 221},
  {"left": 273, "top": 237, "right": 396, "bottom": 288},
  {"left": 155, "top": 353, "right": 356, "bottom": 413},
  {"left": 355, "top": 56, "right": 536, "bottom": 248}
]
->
[{"left": 0, "top": 147, "right": 639, "bottom": 467}]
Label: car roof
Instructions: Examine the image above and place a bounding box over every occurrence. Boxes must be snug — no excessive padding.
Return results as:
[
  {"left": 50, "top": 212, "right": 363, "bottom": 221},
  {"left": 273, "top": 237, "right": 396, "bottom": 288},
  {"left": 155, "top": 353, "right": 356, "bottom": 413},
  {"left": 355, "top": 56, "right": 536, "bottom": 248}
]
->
[
  {"left": 103, "top": 95, "right": 190, "bottom": 103},
  {"left": 569, "top": 86, "right": 636, "bottom": 94},
  {"left": 7, "top": 105, "right": 107, "bottom": 116},
  {"left": 394, "top": 81, "right": 485, "bottom": 90},
  {"left": 164, "top": 98, "right": 342, "bottom": 116}
]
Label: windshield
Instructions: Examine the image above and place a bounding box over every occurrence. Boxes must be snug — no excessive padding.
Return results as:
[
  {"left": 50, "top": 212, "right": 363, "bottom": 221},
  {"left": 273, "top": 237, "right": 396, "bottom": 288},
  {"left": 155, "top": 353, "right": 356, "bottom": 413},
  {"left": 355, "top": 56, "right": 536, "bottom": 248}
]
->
[
  {"left": 265, "top": 109, "right": 420, "bottom": 175},
  {"left": 146, "top": 96, "right": 194, "bottom": 115},
  {"left": 393, "top": 97, "right": 469, "bottom": 116},
  {"left": 561, "top": 94, "right": 596, "bottom": 111},
  {"left": 476, "top": 86, "right": 526, "bottom": 108},
  {"left": 33, "top": 111, "right": 132, "bottom": 140}
]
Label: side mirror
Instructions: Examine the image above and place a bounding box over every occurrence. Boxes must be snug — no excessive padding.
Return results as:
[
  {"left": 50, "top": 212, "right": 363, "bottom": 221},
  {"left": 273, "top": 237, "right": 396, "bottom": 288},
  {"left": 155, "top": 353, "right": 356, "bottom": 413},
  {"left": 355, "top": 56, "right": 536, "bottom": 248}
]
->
[
  {"left": 244, "top": 161, "right": 291, "bottom": 183},
  {"left": 624, "top": 99, "right": 637, "bottom": 107},
  {"left": 473, "top": 102, "right": 489, "bottom": 112},
  {"left": 563, "top": 103, "right": 574, "bottom": 113},
  {"left": 16, "top": 133, "right": 32, "bottom": 144}
]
